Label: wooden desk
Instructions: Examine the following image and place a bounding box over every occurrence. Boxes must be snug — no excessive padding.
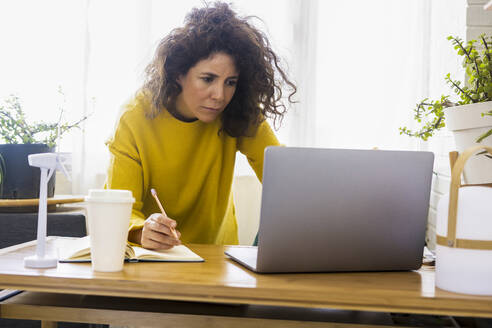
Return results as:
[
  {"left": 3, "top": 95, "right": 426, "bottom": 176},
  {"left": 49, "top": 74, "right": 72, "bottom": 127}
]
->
[{"left": 0, "top": 238, "right": 491, "bottom": 327}]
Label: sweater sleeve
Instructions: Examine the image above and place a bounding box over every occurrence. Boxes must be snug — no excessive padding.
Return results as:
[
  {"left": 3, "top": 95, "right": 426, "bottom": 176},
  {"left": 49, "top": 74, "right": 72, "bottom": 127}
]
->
[
  {"left": 237, "top": 120, "right": 281, "bottom": 182},
  {"left": 105, "top": 112, "right": 146, "bottom": 232}
]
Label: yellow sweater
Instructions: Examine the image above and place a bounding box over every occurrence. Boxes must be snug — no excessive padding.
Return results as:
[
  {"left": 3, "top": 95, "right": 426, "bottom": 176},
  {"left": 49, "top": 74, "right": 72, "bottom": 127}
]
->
[{"left": 105, "top": 94, "right": 280, "bottom": 245}]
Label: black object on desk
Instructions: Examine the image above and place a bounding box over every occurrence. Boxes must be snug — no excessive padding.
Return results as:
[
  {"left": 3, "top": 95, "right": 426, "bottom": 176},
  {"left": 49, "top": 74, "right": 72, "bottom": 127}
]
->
[{"left": 0, "top": 211, "right": 87, "bottom": 249}]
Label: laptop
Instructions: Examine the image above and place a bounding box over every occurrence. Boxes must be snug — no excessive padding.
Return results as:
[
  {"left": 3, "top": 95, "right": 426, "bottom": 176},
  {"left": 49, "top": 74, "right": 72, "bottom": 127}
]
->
[{"left": 225, "top": 147, "right": 434, "bottom": 273}]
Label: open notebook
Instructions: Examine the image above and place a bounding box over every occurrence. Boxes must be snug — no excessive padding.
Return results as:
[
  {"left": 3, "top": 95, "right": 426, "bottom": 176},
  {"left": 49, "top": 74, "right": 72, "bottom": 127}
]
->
[{"left": 57, "top": 236, "right": 204, "bottom": 263}]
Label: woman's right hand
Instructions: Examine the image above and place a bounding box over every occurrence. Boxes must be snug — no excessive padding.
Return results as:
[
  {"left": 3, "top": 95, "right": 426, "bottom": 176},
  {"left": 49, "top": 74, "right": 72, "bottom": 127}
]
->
[{"left": 141, "top": 213, "right": 181, "bottom": 250}]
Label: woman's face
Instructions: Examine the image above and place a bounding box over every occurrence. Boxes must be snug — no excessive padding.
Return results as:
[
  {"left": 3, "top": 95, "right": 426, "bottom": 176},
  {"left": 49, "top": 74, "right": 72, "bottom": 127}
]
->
[{"left": 175, "top": 52, "right": 239, "bottom": 123}]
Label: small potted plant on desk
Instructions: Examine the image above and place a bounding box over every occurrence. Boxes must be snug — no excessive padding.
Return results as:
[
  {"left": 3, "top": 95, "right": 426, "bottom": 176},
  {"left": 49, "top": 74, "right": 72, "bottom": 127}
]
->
[
  {"left": 400, "top": 35, "right": 492, "bottom": 184},
  {"left": 0, "top": 94, "right": 87, "bottom": 199}
]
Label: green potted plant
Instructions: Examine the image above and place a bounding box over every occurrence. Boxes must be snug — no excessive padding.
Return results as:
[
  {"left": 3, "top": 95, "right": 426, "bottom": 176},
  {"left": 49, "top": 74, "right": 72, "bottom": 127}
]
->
[
  {"left": 400, "top": 35, "right": 492, "bottom": 184},
  {"left": 0, "top": 94, "right": 87, "bottom": 199}
]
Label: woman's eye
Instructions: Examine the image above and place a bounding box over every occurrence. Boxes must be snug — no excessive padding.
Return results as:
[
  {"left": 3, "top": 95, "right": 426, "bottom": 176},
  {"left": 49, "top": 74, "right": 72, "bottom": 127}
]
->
[
  {"left": 201, "top": 76, "right": 213, "bottom": 83},
  {"left": 227, "top": 80, "right": 237, "bottom": 87}
]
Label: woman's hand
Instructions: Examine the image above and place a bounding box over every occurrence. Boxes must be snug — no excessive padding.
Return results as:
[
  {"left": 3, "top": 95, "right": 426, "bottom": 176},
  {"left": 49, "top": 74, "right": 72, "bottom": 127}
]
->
[{"left": 141, "top": 213, "right": 181, "bottom": 250}]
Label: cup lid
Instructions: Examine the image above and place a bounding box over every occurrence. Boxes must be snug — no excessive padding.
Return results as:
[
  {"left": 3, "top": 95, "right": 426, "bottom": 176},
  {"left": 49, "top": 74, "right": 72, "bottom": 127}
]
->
[{"left": 85, "top": 189, "right": 135, "bottom": 203}]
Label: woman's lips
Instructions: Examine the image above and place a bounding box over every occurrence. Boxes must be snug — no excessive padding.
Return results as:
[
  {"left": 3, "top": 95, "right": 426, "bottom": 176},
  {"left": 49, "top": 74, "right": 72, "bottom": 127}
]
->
[{"left": 202, "top": 106, "right": 221, "bottom": 112}]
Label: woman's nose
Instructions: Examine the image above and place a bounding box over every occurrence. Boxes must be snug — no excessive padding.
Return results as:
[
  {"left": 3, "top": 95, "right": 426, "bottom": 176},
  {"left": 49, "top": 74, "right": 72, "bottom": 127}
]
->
[{"left": 211, "top": 84, "right": 225, "bottom": 102}]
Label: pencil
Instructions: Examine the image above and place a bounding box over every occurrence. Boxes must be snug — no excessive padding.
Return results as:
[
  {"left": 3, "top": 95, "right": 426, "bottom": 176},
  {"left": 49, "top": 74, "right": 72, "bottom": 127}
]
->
[{"left": 150, "top": 188, "right": 179, "bottom": 240}]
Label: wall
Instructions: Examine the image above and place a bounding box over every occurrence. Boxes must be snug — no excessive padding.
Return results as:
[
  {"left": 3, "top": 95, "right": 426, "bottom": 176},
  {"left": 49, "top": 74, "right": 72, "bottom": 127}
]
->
[{"left": 424, "top": 0, "right": 492, "bottom": 249}]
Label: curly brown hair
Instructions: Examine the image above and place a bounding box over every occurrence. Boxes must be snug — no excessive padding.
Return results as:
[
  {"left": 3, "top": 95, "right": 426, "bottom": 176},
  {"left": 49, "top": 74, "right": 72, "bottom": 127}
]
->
[{"left": 142, "top": 2, "right": 297, "bottom": 137}]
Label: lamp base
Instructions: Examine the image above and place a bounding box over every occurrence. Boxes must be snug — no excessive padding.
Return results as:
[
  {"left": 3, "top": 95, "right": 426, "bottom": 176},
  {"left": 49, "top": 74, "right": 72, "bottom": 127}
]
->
[{"left": 24, "top": 255, "right": 58, "bottom": 268}]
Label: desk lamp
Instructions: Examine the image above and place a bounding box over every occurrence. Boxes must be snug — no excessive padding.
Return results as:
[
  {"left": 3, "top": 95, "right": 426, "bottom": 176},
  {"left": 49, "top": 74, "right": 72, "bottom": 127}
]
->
[{"left": 24, "top": 153, "right": 70, "bottom": 268}]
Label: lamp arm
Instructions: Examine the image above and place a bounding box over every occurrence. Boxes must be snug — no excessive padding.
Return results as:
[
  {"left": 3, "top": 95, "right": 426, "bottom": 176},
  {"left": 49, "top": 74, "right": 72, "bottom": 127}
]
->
[
  {"left": 46, "top": 167, "right": 55, "bottom": 182},
  {"left": 56, "top": 156, "right": 71, "bottom": 181},
  {"left": 35, "top": 167, "right": 48, "bottom": 259}
]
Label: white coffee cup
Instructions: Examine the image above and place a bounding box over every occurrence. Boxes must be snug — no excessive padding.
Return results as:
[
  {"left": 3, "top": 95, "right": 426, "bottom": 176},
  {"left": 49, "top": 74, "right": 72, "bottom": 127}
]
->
[{"left": 85, "top": 189, "right": 135, "bottom": 272}]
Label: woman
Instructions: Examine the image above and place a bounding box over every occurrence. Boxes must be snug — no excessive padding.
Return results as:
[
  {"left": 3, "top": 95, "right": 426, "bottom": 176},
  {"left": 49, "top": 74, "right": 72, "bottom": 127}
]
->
[{"left": 105, "top": 2, "right": 296, "bottom": 249}]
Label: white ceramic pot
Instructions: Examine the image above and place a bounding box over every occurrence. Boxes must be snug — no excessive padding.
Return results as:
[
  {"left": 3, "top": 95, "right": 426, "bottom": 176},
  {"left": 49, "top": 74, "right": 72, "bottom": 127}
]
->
[{"left": 445, "top": 101, "right": 492, "bottom": 184}]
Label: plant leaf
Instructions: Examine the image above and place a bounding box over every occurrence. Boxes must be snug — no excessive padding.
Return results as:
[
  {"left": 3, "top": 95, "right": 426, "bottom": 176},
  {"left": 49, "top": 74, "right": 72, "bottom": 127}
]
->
[{"left": 476, "top": 128, "right": 492, "bottom": 143}]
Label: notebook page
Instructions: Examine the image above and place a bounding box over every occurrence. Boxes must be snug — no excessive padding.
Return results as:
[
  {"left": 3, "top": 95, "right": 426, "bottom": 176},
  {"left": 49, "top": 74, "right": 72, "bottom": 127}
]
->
[
  {"left": 56, "top": 236, "right": 91, "bottom": 260},
  {"left": 132, "top": 244, "right": 203, "bottom": 261}
]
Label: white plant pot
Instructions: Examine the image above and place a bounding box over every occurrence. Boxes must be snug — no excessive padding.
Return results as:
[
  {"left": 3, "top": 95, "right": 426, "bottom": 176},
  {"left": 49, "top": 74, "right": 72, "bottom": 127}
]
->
[{"left": 445, "top": 101, "right": 492, "bottom": 184}]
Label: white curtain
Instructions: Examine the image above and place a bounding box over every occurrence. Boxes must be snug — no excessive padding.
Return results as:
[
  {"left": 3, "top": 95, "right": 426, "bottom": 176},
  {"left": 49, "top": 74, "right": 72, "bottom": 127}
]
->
[
  {"left": 0, "top": 0, "right": 437, "bottom": 193},
  {"left": 311, "top": 1, "right": 430, "bottom": 151}
]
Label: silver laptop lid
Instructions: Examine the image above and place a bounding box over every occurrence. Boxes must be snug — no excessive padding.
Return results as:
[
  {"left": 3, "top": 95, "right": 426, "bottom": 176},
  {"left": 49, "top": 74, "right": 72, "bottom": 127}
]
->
[{"left": 256, "top": 147, "right": 434, "bottom": 273}]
